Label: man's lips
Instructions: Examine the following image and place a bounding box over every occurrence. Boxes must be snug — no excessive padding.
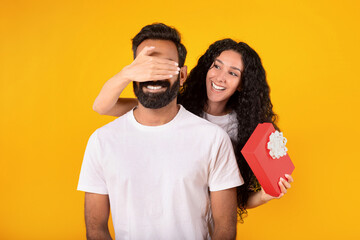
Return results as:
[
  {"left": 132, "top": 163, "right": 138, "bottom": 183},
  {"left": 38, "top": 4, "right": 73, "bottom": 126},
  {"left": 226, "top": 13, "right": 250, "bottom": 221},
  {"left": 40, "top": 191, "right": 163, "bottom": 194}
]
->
[
  {"left": 140, "top": 81, "right": 170, "bottom": 88},
  {"left": 143, "top": 85, "right": 168, "bottom": 92},
  {"left": 146, "top": 85, "right": 163, "bottom": 90}
]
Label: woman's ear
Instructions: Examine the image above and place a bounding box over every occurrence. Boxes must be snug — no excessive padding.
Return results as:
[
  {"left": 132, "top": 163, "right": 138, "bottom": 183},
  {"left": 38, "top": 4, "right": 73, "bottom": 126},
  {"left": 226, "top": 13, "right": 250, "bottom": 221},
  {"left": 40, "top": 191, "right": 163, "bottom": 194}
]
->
[{"left": 180, "top": 65, "right": 187, "bottom": 86}]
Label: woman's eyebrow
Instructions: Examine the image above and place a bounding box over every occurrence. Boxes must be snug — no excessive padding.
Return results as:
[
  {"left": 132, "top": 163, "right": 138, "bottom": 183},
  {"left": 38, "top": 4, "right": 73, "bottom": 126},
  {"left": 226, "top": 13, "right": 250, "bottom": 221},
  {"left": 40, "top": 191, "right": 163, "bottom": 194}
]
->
[
  {"left": 215, "top": 59, "right": 242, "bottom": 72},
  {"left": 215, "top": 59, "right": 224, "bottom": 65},
  {"left": 230, "top": 66, "right": 242, "bottom": 73}
]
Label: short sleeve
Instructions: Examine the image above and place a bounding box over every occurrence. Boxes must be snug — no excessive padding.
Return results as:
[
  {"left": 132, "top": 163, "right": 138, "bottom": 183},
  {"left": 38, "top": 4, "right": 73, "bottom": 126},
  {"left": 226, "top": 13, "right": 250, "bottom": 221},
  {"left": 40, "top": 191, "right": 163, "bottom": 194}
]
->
[
  {"left": 208, "top": 130, "right": 244, "bottom": 192},
  {"left": 77, "top": 130, "right": 108, "bottom": 194}
]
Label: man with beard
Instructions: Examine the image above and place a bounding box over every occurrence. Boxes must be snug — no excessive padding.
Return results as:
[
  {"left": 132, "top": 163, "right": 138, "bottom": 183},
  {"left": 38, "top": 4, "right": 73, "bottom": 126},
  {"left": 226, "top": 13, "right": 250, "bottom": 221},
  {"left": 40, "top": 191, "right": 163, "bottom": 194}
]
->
[{"left": 77, "top": 23, "right": 243, "bottom": 240}]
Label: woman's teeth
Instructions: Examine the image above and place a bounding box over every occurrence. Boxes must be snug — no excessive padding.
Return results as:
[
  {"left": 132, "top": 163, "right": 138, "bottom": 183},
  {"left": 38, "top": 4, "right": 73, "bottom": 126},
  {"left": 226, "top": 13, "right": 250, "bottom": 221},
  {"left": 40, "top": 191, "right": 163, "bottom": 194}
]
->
[{"left": 212, "top": 82, "right": 225, "bottom": 90}]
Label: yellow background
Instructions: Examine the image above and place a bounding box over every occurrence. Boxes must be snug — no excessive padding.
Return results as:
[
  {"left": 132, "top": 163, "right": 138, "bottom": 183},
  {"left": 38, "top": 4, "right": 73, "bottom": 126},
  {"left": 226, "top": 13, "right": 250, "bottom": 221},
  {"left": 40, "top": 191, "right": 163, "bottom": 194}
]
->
[{"left": 1, "top": 0, "right": 359, "bottom": 239}]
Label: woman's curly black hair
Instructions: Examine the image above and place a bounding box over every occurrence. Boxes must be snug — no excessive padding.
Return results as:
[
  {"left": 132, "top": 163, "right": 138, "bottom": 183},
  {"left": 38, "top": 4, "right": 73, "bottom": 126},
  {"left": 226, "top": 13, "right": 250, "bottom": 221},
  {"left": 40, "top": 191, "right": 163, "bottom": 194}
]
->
[{"left": 178, "top": 38, "right": 278, "bottom": 222}]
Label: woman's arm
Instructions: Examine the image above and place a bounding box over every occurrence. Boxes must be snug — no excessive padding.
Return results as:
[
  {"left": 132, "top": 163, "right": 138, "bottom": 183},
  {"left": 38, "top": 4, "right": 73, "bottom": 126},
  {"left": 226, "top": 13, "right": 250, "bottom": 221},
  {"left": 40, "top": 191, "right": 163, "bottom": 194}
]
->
[
  {"left": 246, "top": 174, "right": 293, "bottom": 209},
  {"left": 93, "top": 46, "right": 180, "bottom": 117},
  {"left": 93, "top": 72, "right": 138, "bottom": 117}
]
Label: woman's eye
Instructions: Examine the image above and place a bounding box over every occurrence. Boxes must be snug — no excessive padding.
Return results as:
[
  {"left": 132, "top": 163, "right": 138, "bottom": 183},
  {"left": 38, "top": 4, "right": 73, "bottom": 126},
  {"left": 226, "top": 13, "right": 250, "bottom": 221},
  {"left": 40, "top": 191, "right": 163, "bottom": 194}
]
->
[
  {"left": 230, "top": 72, "right": 238, "bottom": 77},
  {"left": 214, "top": 64, "right": 220, "bottom": 69}
]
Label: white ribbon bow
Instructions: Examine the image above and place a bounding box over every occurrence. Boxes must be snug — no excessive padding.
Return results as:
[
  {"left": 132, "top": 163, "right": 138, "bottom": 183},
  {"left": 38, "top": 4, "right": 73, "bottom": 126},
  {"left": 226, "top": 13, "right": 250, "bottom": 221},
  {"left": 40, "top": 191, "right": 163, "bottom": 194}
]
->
[{"left": 267, "top": 130, "right": 288, "bottom": 159}]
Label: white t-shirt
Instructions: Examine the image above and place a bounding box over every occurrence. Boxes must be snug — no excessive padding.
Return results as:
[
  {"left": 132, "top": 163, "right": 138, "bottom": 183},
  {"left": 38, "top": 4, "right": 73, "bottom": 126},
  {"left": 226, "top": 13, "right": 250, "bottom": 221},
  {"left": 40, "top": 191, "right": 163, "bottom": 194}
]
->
[
  {"left": 203, "top": 111, "right": 238, "bottom": 143},
  {"left": 78, "top": 105, "right": 243, "bottom": 240}
]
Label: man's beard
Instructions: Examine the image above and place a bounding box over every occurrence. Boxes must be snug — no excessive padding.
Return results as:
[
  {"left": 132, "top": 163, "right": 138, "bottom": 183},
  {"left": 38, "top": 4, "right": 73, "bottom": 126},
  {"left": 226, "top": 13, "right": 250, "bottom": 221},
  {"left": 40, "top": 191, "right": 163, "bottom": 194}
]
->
[{"left": 133, "top": 77, "right": 180, "bottom": 109}]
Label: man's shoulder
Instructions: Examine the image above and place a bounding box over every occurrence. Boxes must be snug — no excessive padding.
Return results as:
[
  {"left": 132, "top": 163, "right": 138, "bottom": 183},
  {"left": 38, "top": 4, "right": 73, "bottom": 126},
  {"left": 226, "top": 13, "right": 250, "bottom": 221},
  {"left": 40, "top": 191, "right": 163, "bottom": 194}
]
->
[
  {"left": 94, "top": 111, "right": 131, "bottom": 138},
  {"left": 180, "top": 107, "right": 229, "bottom": 137},
  {"left": 181, "top": 107, "right": 212, "bottom": 125}
]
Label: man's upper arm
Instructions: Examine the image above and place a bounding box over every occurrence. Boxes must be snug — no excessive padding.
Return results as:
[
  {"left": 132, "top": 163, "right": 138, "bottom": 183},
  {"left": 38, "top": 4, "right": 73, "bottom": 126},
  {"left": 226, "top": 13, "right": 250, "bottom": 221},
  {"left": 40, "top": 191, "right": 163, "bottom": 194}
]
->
[
  {"left": 210, "top": 188, "right": 237, "bottom": 239},
  {"left": 85, "top": 192, "right": 111, "bottom": 239},
  {"left": 209, "top": 129, "right": 243, "bottom": 191},
  {"left": 78, "top": 131, "right": 108, "bottom": 195},
  {"left": 79, "top": 132, "right": 111, "bottom": 239}
]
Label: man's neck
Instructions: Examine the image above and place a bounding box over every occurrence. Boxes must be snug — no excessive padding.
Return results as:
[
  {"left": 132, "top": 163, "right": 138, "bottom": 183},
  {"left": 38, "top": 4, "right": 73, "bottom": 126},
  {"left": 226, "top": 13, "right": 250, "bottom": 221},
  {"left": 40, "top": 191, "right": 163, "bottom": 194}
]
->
[{"left": 133, "top": 99, "right": 180, "bottom": 126}]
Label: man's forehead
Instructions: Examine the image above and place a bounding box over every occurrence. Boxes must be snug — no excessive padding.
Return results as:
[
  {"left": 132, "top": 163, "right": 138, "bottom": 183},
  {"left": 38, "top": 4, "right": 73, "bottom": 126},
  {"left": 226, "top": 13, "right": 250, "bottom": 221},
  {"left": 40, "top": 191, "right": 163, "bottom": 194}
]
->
[{"left": 136, "top": 39, "right": 178, "bottom": 60}]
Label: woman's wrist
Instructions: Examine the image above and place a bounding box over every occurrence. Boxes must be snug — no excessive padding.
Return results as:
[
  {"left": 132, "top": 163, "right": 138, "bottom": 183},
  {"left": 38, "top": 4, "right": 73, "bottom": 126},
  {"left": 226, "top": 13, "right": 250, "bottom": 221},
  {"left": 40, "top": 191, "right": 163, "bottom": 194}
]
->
[
  {"left": 112, "top": 70, "right": 132, "bottom": 90},
  {"left": 260, "top": 192, "right": 270, "bottom": 204}
]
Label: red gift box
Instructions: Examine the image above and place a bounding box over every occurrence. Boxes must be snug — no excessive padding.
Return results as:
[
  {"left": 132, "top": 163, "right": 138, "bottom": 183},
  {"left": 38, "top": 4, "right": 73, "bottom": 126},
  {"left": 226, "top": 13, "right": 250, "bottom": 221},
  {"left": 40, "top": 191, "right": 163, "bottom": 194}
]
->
[{"left": 241, "top": 123, "right": 295, "bottom": 197}]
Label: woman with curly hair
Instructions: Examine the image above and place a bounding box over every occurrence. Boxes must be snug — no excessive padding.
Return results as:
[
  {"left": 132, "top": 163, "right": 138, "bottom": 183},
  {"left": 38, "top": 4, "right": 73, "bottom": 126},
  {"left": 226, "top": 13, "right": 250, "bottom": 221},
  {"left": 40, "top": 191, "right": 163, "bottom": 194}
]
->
[{"left": 93, "top": 38, "right": 293, "bottom": 221}]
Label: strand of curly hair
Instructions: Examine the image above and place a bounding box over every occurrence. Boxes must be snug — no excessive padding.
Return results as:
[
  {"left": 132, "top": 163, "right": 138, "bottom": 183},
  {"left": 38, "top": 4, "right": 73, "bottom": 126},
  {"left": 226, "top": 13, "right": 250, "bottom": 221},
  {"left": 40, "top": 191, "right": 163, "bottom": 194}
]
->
[{"left": 178, "top": 39, "right": 278, "bottom": 223}]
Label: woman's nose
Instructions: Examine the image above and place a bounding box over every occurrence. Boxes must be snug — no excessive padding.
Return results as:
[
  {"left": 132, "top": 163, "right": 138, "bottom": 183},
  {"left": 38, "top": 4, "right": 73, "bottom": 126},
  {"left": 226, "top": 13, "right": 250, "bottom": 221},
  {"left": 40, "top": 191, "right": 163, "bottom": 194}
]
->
[{"left": 215, "top": 70, "right": 226, "bottom": 83}]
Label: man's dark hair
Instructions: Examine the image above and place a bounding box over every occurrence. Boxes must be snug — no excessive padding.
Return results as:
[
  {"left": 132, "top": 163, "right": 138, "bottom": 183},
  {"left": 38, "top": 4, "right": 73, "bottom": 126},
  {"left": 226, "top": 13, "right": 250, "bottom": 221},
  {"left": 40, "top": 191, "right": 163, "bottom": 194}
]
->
[{"left": 132, "top": 23, "right": 187, "bottom": 67}]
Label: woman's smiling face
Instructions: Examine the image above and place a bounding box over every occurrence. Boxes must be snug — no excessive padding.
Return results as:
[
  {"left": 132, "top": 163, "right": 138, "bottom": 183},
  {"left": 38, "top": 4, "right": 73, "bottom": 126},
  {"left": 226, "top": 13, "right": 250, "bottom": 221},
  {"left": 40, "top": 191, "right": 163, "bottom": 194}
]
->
[{"left": 206, "top": 50, "right": 244, "bottom": 107}]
